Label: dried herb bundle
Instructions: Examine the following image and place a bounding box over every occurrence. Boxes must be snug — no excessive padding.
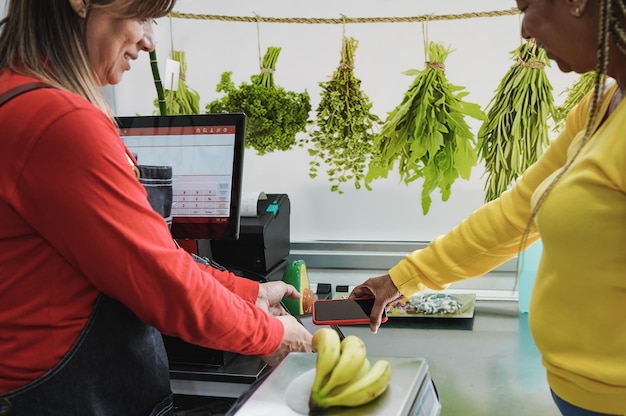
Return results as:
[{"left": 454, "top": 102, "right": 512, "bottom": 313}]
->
[
  {"left": 552, "top": 71, "right": 595, "bottom": 133},
  {"left": 304, "top": 36, "right": 382, "bottom": 193},
  {"left": 206, "top": 47, "right": 311, "bottom": 155},
  {"left": 477, "top": 40, "right": 554, "bottom": 202},
  {"left": 365, "top": 41, "right": 485, "bottom": 215},
  {"left": 153, "top": 50, "right": 200, "bottom": 115}
]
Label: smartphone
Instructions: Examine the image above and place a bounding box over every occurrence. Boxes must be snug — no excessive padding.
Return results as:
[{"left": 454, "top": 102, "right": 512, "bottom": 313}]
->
[{"left": 311, "top": 297, "right": 388, "bottom": 326}]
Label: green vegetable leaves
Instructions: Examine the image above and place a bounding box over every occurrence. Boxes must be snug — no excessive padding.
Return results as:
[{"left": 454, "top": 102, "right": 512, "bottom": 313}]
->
[
  {"left": 152, "top": 50, "right": 201, "bottom": 115},
  {"left": 365, "top": 41, "right": 485, "bottom": 214},
  {"left": 477, "top": 39, "right": 554, "bottom": 202},
  {"left": 206, "top": 47, "right": 312, "bottom": 155},
  {"left": 552, "top": 71, "right": 595, "bottom": 133},
  {"left": 303, "top": 36, "right": 382, "bottom": 193}
]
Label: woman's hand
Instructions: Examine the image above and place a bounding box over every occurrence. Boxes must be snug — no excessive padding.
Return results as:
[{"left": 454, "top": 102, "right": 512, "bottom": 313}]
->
[
  {"left": 261, "top": 315, "right": 312, "bottom": 367},
  {"left": 256, "top": 281, "right": 300, "bottom": 316},
  {"left": 350, "top": 274, "right": 403, "bottom": 333}
]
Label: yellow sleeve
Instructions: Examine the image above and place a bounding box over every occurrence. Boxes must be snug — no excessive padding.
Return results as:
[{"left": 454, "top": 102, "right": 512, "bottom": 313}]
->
[{"left": 388, "top": 86, "right": 602, "bottom": 297}]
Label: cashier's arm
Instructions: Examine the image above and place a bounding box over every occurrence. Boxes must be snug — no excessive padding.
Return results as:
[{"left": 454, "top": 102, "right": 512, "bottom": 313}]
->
[
  {"left": 262, "top": 314, "right": 312, "bottom": 367},
  {"left": 256, "top": 281, "right": 312, "bottom": 366}
]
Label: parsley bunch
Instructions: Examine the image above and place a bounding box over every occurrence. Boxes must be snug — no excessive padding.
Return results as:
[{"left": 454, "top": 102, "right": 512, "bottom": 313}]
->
[
  {"left": 303, "top": 36, "right": 382, "bottom": 193},
  {"left": 206, "top": 47, "right": 311, "bottom": 155},
  {"left": 365, "top": 41, "right": 485, "bottom": 215}
]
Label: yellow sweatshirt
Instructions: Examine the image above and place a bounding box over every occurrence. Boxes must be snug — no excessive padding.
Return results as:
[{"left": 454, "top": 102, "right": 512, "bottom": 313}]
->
[{"left": 389, "top": 83, "right": 626, "bottom": 414}]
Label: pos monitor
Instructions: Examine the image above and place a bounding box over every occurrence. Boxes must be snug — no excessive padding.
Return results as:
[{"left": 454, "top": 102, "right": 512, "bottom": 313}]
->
[{"left": 117, "top": 113, "right": 246, "bottom": 241}]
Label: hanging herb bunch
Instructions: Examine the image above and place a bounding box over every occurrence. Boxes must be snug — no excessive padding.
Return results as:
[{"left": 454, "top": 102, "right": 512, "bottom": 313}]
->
[
  {"left": 551, "top": 71, "right": 595, "bottom": 134},
  {"left": 152, "top": 50, "right": 201, "bottom": 115},
  {"left": 477, "top": 39, "right": 554, "bottom": 202},
  {"left": 206, "top": 46, "right": 311, "bottom": 155},
  {"left": 365, "top": 41, "right": 486, "bottom": 215},
  {"left": 150, "top": 49, "right": 168, "bottom": 116},
  {"left": 302, "top": 36, "right": 382, "bottom": 194}
]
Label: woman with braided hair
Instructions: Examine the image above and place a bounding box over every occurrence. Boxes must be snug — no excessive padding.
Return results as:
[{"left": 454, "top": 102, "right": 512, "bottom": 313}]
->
[{"left": 351, "top": 1, "right": 626, "bottom": 414}]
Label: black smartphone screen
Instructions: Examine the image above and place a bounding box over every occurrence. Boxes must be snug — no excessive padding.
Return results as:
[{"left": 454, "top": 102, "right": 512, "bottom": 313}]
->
[{"left": 312, "top": 298, "right": 386, "bottom": 325}]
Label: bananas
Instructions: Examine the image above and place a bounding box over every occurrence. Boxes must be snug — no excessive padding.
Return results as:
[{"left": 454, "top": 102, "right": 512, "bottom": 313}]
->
[
  {"left": 310, "top": 328, "right": 341, "bottom": 393},
  {"left": 309, "top": 330, "right": 392, "bottom": 411},
  {"left": 318, "top": 335, "right": 367, "bottom": 396}
]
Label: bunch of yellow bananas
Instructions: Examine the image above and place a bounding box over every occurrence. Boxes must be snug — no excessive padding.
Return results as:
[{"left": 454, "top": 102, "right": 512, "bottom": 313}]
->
[{"left": 308, "top": 328, "right": 391, "bottom": 411}]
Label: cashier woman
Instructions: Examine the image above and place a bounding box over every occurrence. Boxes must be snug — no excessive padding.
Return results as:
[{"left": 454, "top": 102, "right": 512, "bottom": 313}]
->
[
  {"left": 352, "top": 1, "right": 626, "bottom": 415},
  {"left": 0, "top": 0, "right": 311, "bottom": 414}
]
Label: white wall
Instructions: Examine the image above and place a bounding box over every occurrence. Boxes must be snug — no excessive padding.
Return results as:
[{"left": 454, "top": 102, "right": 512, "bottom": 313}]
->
[{"left": 114, "top": 0, "right": 577, "bottom": 243}]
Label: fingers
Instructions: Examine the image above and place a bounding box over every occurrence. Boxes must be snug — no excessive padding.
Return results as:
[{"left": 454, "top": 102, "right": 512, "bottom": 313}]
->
[
  {"left": 369, "top": 299, "right": 388, "bottom": 334},
  {"left": 349, "top": 284, "right": 373, "bottom": 298},
  {"left": 282, "top": 282, "right": 301, "bottom": 299},
  {"left": 270, "top": 304, "right": 288, "bottom": 317}
]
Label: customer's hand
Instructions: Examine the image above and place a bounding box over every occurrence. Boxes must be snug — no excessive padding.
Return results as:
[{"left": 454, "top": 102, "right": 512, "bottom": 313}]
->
[
  {"left": 261, "top": 315, "right": 312, "bottom": 367},
  {"left": 350, "top": 274, "right": 403, "bottom": 333},
  {"left": 256, "top": 281, "right": 300, "bottom": 316}
]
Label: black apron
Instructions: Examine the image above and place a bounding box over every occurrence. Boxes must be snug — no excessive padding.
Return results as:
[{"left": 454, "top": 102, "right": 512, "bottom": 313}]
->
[{"left": 0, "top": 296, "right": 173, "bottom": 415}]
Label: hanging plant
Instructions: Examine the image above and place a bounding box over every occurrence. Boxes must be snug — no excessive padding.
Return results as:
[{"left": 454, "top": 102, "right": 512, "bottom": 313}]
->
[
  {"left": 152, "top": 50, "right": 200, "bottom": 115},
  {"left": 477, "top": 39, "right": 554, "bottom": 202},
  {"left": 149, "top": 49, "right": 167, "bottom": 116},
  {"left": 302, "top": 36, "right": 382, "bottom": 194},
  {"left": 365, "top": 41, "right": 485, "bottom": 215},
  {"left": 205, "top": 46, "right": 311, "bottom": 155},
  {"left": 551, "top": 71, "right": 595, "bottom": 134}
]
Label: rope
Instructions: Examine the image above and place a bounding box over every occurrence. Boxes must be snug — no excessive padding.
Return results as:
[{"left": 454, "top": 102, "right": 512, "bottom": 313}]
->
[{"left": 168, "top": 8, "right": 520, "bottom": 25}]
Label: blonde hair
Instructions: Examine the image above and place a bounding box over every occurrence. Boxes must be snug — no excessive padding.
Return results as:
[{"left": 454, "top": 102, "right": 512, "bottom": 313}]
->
[
  {"left": 0, "top": 0, "right": 175, "bottom": 113},
  {"left": 518, "top": 0, "right": 617, "bottom": 254}
]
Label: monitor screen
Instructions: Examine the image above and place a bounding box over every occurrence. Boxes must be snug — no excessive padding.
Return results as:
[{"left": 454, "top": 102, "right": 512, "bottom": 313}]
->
[{"left": 117, "top": 113, "right": 246, "bottom": 240}]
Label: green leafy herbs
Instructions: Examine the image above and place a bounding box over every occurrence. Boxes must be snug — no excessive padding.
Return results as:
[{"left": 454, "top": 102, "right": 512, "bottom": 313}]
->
[
  {"left": 477, "top": 39, "right": 554, "bottom": 202},
  {"left": 365, "top": 41, "right": 485, "bottom": 215},
  {"left": 302, "top": 36, "right": 382, "bottom": 194},
  {"left": 206, "top": 46, "right": 312, "bottom": 155},
  {"left": 552, "top": 71, "right": 595, "bottom": 133},
  {"left": 153, "top": 50, "right": 201, "bottom": 115}
]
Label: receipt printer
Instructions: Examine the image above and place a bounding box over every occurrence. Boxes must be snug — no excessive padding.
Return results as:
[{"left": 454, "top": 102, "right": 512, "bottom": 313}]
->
[{"left": 210, "top": 194, "right": 290, "bottom": 273}]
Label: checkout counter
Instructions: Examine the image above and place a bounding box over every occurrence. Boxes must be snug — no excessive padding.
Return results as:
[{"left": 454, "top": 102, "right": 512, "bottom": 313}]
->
[
  {"left": 166, "top": 195, "right": 560, "bottom": 415},
  {"left": 170, "top": 291, "right": 560, "bottom": 414}
]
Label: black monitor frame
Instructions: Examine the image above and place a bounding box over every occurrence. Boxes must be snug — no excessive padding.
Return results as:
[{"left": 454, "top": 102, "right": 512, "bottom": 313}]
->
[{"left": 117, "top": 113, "right": 246, "bottom": 241}]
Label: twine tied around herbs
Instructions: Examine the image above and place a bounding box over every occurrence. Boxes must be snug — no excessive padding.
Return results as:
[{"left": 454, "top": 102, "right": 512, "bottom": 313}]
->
[
  {"left": 518, "top": 57, "right": 546, "bottom": 69},
  {"left": 517, "top": 39, "right": 545, "bottom": 69},
  {"left": 338, "top": 15, "right": 356, "bottom": 71},
  {"left": 255, "top": 13, "right": 263, "bottom": 70},
  {"left": 339, "top": 62, "right": 355, "bottom": 71},
  {"left": 426, "top": 61, "right": 445, "bottom": 72},
  {"left": 421, "top": 20, "right": 445, "bottom": 72}
]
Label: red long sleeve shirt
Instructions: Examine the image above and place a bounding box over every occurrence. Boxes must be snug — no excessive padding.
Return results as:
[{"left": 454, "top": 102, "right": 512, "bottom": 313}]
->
[{"left": 0, "top": 72, "right": 283, "bottom": 392}]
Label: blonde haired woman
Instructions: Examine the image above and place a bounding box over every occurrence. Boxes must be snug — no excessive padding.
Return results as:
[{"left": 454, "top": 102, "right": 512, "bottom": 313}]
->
[{"left": 0, "top": 1, "right": 311, "bottom": 414}]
